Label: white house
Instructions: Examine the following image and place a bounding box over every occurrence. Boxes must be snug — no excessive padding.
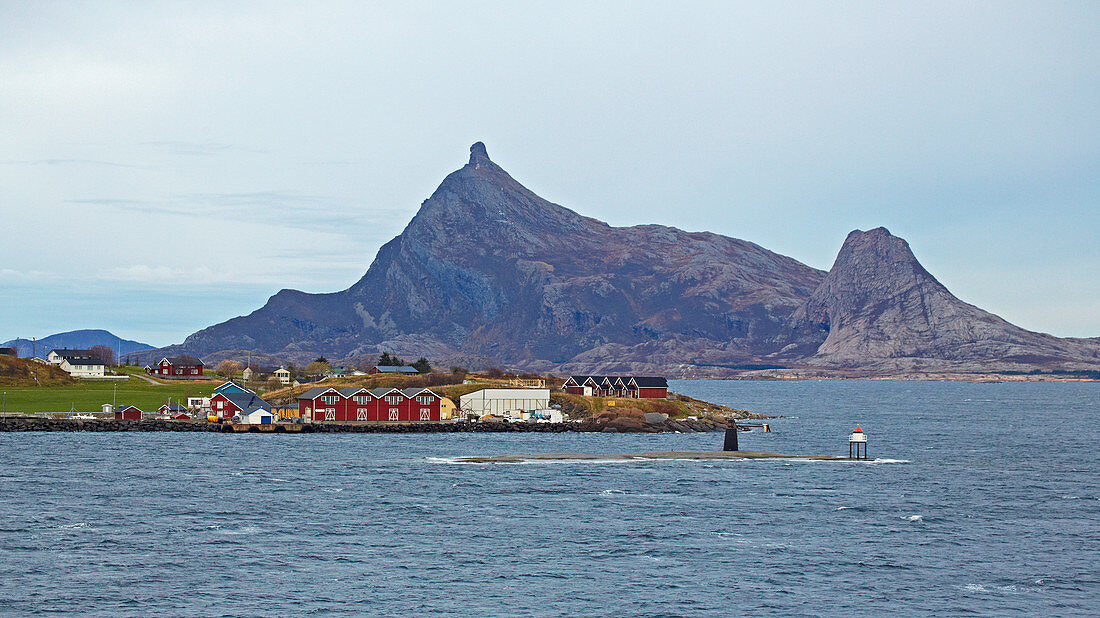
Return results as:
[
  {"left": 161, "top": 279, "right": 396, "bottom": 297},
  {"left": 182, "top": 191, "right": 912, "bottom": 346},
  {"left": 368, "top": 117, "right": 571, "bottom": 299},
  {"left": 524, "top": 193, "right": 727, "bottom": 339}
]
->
[
  {"left": 274, "top": 367, "right": 292, "bottom": 385},
  {"left": 239, "top": 407, "right": 276, "bottom": 424},
  {"left": 60, "top": 357, "right": 105, "bottom": 378},
  {"left": 187, "top": 397, "right": 211, "bottom": 412},
  {"left": 48, "top": 349, "right": 93, "bottom": 365},
  {"left": 459, "top": 388, "right": 551, "bottom": 417}
]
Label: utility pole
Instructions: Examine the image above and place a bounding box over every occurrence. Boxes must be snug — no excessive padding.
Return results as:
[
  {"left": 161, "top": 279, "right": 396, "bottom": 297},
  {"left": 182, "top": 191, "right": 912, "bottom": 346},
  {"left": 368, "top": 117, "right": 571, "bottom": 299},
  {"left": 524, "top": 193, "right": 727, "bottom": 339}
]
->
[{"left": 113, "top": 383, "right": 117, "bottom": 408}]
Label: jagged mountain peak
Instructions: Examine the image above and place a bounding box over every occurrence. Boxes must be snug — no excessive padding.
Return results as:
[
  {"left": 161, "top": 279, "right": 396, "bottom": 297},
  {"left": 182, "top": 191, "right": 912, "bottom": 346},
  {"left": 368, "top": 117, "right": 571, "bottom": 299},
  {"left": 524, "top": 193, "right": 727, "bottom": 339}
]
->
[
  {"left": 402, "top": 142, "right": 606, "bottom": 247},
  {"left": 468, "top": 141, "right": 491, "bottom": 166}
]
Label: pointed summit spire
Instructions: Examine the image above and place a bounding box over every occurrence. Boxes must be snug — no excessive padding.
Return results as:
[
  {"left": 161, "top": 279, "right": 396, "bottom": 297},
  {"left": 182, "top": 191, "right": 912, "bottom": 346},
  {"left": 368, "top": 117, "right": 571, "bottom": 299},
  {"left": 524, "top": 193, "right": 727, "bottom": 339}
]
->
[{"left": 469, "top": 141, "right": 491, "bottom": 166}]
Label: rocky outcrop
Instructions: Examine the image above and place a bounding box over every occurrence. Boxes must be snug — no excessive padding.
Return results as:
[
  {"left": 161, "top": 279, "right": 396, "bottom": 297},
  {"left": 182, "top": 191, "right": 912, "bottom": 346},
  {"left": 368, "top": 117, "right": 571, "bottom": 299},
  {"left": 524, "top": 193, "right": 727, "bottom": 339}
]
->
[
  {"left": 0, "top": 417, "right": 732, "bottom": 434},
  {"left": 786, "top": 228, "right": 1100, "bottom": 372}
]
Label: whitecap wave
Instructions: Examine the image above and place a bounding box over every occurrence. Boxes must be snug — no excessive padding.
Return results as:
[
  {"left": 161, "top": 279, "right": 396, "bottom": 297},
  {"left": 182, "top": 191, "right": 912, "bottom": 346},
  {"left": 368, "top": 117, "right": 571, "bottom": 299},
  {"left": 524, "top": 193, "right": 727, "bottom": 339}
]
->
[
  {"left": 902, "top": 515, "right": 923, "bottom": 522},
  {"left": 60, "top": 522, "right": 92, "bottom": 530}
]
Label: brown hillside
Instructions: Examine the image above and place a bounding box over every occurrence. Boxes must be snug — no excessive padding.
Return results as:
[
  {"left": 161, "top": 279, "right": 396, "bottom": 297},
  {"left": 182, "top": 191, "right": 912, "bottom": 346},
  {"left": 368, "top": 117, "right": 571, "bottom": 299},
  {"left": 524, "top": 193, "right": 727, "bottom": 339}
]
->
[{"left": 0, "top": 356, "right": 75, "bottom": 387}]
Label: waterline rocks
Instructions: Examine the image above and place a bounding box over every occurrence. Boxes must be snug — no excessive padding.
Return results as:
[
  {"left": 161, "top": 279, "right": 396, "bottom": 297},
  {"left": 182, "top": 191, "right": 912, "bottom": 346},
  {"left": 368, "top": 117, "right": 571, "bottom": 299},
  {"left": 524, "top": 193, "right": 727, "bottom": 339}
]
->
[{"left": 0, "top": 416, "right": 733, "bottom": 433}]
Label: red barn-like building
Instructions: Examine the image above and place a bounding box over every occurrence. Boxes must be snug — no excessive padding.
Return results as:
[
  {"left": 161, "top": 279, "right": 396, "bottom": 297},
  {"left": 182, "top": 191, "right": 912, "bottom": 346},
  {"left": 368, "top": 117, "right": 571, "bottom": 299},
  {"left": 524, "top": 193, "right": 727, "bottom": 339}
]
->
[
  {"left": 114, "top": 405, "right": 143, "bottom": 420},
  {"left": 210, "top": 391, "right": 271, "bottom": 420},
  {"left": 562, "top": 376, "right": 668, "bottom": 399},
  {"left": 148, "top": 355, "right": 205, "bottom": 378},
  {"left": 297, "top": 387, "right": 442, "bottom": 423}
]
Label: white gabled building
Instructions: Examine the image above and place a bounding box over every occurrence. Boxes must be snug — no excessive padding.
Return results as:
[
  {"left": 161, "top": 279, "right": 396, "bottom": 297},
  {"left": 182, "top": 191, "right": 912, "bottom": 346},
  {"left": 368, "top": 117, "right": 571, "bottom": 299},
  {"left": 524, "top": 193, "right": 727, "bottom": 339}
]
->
[
  {"left": 459, "top": 388, "right": 551, "bottom": 417},
  {"left": 48, "top": 348, "right": 94, "bottom": 365},
  {"left": 60, "top": 357, "right": 106, "bottom": 378}
]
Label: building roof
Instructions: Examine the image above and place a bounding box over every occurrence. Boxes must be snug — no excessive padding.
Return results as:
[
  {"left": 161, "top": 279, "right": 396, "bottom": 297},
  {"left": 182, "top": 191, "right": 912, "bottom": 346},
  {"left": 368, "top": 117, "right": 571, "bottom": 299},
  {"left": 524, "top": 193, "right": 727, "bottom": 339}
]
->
[
  {"left": 565, "top": 375, "right": 667, "bottom": 389},
  {"left": 159, "top": 403, "right": 188, "bottom": 412},
  {"left": 402, "top": 388, "right": 439, "bottom": 398},
  {"left": 297, "top": 387, "right": 338, "bottom": 400},
  {"left": 50, "top": 348, "right": 93, "bottom": 358},
  {"left": 339, "top": 387, "right": 367, "bottom": 397},
  {"left": 162, "top": 355, "right": 204, "bottom": 367},
  {"left": 64, "top": 358, "right": 104, "bottom": 366},
  {"left": 221, "top": 392, "right": 271, "bottom": 413},
  {"left": 373, "top": 365, "right": 419, "bottom": 374},
  {"left": 460, "top": 388, "right": 550, "bottom": 401},
  {"left": 214, "top": 380, "right": 253, "bottom": 395}
]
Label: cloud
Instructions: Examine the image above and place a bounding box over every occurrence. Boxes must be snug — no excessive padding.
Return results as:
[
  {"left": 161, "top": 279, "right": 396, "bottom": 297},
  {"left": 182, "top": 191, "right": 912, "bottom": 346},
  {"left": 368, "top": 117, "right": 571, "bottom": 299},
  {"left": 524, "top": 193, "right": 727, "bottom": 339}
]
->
[
  {"left": 68, "top": 191, "right": 409, "bottom": 235},
  {"left": 0, "top": 268, "right": 59, "bottom": 282},
  {"left": 139, "top": 141, "right": 269, "bottom": 156},
  {"left": 0, "top": 159, "right": 147, "bottom": 169}
]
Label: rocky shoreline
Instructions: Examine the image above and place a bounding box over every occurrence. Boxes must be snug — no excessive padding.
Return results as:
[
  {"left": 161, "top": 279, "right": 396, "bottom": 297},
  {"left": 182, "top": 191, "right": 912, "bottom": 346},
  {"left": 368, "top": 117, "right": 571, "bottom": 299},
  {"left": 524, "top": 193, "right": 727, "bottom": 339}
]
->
[{"left": 0, "top": 416, "right": 735, "bottom": 434}]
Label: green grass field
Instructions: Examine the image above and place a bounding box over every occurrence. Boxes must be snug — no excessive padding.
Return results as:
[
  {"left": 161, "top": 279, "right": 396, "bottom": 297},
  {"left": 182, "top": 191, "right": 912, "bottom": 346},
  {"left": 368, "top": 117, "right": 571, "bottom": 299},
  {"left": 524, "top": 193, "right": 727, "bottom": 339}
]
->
[{"left": 1, "top": 377, "right": 219, "bottom": 414}]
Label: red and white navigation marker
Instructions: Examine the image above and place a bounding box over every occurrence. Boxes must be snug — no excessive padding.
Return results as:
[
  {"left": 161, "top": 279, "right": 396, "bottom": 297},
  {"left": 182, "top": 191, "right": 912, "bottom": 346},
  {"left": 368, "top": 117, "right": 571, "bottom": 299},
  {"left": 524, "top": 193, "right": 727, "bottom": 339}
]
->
[{"left": 849, "top": 425, "right": 867, "bottom": 459}]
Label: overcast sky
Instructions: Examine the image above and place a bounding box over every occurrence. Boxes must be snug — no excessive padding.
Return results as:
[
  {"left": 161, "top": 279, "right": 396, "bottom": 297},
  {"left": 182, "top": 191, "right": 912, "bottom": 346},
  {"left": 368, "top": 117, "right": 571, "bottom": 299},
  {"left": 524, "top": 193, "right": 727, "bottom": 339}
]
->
[{"left": 1, "top": 1, "right": 1097, "bottom": 346}]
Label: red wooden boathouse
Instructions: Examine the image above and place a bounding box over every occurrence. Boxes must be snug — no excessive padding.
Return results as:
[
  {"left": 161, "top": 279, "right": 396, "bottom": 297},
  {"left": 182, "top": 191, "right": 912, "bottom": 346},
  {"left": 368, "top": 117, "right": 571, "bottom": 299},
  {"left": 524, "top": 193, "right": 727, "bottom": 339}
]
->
[
  {"left": 562, "top": 375, "right": 668, "bottom": 399},
  {"left": 297, "top": 387, "right": 442, "bottom": 423}
]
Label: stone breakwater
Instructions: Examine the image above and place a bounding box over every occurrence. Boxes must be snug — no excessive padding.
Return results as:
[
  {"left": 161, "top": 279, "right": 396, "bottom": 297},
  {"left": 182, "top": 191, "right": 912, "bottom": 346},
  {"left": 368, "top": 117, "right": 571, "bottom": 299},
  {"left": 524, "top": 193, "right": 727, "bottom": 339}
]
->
[{"left": 0, "top": 417, "right": 733, "bottom": 434}]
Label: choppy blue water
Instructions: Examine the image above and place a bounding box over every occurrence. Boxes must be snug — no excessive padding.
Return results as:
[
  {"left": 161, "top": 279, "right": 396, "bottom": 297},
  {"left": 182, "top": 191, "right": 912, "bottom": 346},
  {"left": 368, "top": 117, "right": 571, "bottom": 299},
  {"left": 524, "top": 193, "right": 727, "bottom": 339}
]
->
[{"left": 0, "top": 380, "right": 1097, "bottom": 616}]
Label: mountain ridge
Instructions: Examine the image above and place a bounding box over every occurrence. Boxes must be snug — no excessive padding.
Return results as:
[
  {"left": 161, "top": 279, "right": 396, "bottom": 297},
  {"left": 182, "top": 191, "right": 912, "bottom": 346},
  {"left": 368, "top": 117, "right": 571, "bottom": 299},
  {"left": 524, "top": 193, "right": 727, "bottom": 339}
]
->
[
  {"left": 141, "top": 143, "right": 1099, "bottom": 376},
  {"left": 2, "top": 329, "right": 153, "bottom": 360}
]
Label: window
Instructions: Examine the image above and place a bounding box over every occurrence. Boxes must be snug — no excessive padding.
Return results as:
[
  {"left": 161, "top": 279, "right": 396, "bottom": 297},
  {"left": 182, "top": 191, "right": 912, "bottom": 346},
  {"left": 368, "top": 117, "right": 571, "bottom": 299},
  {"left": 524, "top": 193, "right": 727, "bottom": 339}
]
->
[
  {"left": 357, "top": 409, "right": 367, "bottom": 421},
  {"left": 386, "top": 395, "right": 401, "bottom": 405},
  {"left": 388, "top": 408, "right": 398, "bottom": 421},
  {"left": 420, "top": 409, "right": 429, "bottom": 421},
  {"left": 191, "top": 369, "right": 198, "bottom": 375},
  {"left": 417, "top": 395, "right": 434, "bottom": 405},
  {"left": 355, "top": 395, "right": 368, "bottom": 404},
  {"left": 321, "top": 395, "right": 338, "bottom": 405},
  {"left": 216, "top": 400, "right": 224, "bottom": 410}
]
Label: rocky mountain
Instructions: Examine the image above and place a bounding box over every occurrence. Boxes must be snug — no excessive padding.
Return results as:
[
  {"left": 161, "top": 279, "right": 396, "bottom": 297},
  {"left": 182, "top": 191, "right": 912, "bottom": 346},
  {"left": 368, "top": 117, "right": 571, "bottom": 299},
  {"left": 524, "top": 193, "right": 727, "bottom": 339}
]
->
[
  {"left": 785, "top": 228, "right": 1100, "bottom": 373},
  {"left": 152, "top": 143, "right": 1098, "bottom": 376},
  {"left": 2, "top": 329, "right": 153, "bottom": 360}
]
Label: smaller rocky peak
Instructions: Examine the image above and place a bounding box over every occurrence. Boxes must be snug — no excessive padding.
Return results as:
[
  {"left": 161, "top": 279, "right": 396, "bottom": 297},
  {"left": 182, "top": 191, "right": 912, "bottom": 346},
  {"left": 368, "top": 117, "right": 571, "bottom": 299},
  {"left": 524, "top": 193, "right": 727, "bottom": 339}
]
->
[
  {"left": 835, "top": 227, "right": 915, "bottom": 267},
  {"left": 469, "top": 141, "right": 491, "bottom": 166}
]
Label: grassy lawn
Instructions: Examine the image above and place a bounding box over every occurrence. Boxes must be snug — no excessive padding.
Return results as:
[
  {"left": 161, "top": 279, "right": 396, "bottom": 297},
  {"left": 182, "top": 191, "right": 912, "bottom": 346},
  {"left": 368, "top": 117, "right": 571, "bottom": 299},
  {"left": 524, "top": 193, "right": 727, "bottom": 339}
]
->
[{"left": 1, "top": 377, "right": 219, "bottom": 414}]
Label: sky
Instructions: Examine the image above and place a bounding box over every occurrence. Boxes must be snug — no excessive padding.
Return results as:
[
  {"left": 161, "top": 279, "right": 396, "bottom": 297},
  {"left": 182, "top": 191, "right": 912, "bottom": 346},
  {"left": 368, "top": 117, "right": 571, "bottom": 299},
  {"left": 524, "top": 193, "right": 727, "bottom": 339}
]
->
[{"left": 1, "top": 1, "right": 1097, "bottom": 346}]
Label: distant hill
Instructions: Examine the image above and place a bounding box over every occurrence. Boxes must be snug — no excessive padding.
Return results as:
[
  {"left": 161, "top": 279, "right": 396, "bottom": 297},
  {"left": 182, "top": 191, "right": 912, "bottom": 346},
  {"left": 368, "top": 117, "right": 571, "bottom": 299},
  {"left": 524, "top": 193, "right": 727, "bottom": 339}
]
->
[{"left": 2, "top": 329, "right": 153, "bottom": 361}]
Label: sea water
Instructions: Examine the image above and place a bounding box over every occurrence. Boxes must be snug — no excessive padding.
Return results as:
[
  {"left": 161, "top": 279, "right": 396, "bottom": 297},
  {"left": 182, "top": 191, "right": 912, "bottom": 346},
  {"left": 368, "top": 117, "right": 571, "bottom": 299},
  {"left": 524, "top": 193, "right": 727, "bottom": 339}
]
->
[{"left": 0, "top": 380, "right": 1096, "bottom": 615}]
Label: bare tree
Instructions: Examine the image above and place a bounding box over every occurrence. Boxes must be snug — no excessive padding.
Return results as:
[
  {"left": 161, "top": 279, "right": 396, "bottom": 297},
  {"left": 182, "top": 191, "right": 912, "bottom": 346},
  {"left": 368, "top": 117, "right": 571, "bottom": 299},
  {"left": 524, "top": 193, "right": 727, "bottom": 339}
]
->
[
  {"left": 216, "top": 360, "right": 242, "bottom": 378},
  {"left": 89, "top": 345, "right": 116, "bottom": 366},
  {"left": 305, "top": 360, "right": 331, "bottom": 377}
]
